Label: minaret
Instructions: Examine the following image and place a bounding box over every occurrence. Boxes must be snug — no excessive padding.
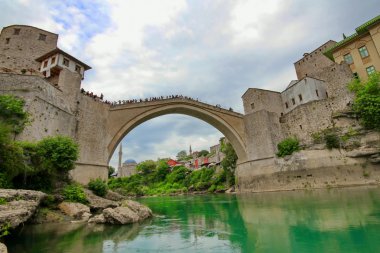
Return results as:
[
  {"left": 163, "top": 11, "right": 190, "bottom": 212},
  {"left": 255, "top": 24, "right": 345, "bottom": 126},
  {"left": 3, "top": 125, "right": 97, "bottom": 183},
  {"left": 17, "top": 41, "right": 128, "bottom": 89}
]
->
[
  {"left": 189, "top": 145, "right": 192, "bottom": 156},
  {"left": 118, "top": 143, "right": 122, "bottom": 171}
]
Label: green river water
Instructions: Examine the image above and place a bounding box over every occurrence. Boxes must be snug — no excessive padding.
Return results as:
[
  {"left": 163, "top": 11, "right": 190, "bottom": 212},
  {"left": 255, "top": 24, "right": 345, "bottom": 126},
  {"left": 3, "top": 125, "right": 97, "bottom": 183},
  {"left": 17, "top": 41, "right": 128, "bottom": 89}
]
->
[{"left": 6, "top": 186, "right": 380, "bottom": 253}]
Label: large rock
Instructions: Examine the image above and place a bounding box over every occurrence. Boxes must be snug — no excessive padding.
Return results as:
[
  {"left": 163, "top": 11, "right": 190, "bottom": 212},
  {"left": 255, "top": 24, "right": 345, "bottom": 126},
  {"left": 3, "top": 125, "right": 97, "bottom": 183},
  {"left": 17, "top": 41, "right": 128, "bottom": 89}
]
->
[
  {"left": 0, "top": 189, "right": 46, "bottom": 229},
  {"left": 58, "top": 202, "right": 90, "bottom": 219},
  {"left": 84, "top": 189, "right": 119, "bottom": 211},
  {"left": 104, "top": 190, "right": 127, "bottom": 201},
  {"left": 122, "top": 200, "right": 152, "bottom": 220},
  {"left": 88, "top": 214, "right": 106, "bottom": 224},
  {"left": 103, "top": 206, "right": 140, "bottom": 224},
  {"left": 0, "top": 243, "right": 7, "bottom": 253}
]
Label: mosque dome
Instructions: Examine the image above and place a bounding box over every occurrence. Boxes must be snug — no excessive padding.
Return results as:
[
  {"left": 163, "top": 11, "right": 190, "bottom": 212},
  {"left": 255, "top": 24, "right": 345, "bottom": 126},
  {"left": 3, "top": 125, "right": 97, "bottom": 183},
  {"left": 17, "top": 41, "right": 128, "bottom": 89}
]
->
[{"left": 123, "top": 159, "right": 137, "bottom": 165}]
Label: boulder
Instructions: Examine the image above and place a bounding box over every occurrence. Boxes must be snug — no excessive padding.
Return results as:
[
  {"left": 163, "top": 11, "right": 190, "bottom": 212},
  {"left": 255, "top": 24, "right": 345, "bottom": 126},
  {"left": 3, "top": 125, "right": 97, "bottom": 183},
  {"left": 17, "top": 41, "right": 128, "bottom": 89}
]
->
[
  {"left": 88, "top": 214, "right": 106, "bottom": 224},
  {"left": 58, "top": 202, "right": 90, "bottom": 219},
  {"left": 121, "top": 200, "right": 152, "bottom": 220},
  {"left": 103, "top": 207, "right": 140, "bottom": 224},
  {"left": 0, "top": 189, "right": 46, "bottom": 229},
  {"left": 84, "top": 189, "right": 119, "bottom": 211},
  {"left": 0, "top": 243, "right": 7, "bottom": 253},
  {"left": 104, "top": 190, "right": 126, "bottom": 201}
]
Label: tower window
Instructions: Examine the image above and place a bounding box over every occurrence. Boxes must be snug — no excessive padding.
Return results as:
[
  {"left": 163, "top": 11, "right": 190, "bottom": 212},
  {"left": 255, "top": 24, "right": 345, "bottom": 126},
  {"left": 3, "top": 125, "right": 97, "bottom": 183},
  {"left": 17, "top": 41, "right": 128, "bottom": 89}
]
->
[
  {"left": 358, "top": 46, "right": 369, "bottom": 58},
  {"left": 250, "top": 102, "right": 255, "bottom": 109},
  {"left": 292, "top": 98, "right": 295, "bottom": 105},
  {"left": 299, "top": 125, "right": 302, "bottom": 130},
  {"left": 316, "top": 90, "right": 319, "bottom": 97},
  {"left": 75, "top": 65, "right": 81, "bottom": 73},
  {"left": 63, "top": 58, "right": 70, "bottom": 67},
  {"left": 13, "top": 28, "right": 20, "bottom": 35},
  {"left": 5, "top": 38, "right": 10, "bottom": 44},
  {"left": 298, "top": 94, "right": 303, "bottom": 102},
  {"left": 38, "top": 33, "right": 47, "bottom": 41},
  {"left": 326, "top": 92, "right": 328, "bottom": 98},
  {"left": 285, "top": 102, "right": 289, "bottom": 109}
]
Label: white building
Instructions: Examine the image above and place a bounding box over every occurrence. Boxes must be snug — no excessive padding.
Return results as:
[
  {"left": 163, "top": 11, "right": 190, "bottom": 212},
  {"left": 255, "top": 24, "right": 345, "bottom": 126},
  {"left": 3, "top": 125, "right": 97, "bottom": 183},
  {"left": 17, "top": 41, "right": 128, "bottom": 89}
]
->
[{"left": 36, "top": 48, "right": 91, "bottom": 80}]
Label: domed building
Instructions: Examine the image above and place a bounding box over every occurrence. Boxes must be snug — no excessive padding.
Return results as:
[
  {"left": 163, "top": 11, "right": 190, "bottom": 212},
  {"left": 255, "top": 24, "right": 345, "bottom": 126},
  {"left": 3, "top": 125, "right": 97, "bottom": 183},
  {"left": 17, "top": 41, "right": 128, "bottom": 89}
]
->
[
  {"left": 118, "top": 159, "right": 137, "bottom": 178},
  {"left": 117, "top": 143, "right": 138, "bottom": 177}
]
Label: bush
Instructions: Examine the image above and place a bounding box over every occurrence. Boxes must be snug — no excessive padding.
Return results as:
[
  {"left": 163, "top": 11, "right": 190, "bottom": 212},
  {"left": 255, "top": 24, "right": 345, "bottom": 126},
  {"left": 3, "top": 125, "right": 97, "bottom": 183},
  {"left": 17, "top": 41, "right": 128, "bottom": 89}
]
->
[
  {"left": 62, "top": 184, "right": 88, "bottom": 204},
  {"left": 349, "top": 72, "right": 380, "bottom": 130},
  {"left": 136, "top": 160, "right": 156, "bottom": 175},
  {"left": 88, "top": 178, "right": 108, "bottom": 197},
  {"left": 37, "top": 136, "right": 79, "bottom": 173},
  {"left": 324, "top": 133, "right": 340, "bottom": 149},
  {"left": 276, "top": 137, "right": 300, "bottom": 157}
]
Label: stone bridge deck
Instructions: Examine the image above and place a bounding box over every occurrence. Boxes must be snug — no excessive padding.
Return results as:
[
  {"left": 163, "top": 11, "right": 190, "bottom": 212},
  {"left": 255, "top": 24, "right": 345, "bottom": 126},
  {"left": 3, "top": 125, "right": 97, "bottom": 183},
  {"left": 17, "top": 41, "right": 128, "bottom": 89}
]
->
[{"left": 109, "top": 97, "right": 243, "bottom": 117}]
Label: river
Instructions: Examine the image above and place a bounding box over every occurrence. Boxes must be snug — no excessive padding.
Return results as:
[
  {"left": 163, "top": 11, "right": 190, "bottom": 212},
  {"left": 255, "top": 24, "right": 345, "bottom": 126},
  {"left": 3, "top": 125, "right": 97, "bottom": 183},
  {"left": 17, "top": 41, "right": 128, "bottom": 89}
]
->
[{"left": 6, "top": 186, "right": 380, "bottom": 253}]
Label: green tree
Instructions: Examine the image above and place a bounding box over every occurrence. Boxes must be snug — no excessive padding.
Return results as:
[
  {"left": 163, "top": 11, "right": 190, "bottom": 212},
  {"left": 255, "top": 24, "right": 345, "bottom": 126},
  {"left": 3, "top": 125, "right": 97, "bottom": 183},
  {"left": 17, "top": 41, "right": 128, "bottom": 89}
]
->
[
  {"left": 349, "top": 72, "right": 380, "bottom": 130},
  {"left": 154, "top": 160, "right": 170, "bottom": 182},
  {"left": 198, "top": 150, "right": 209, "bottom": 157},
  {"left": 176, "top": 150, "right": 187, "bottom": 160},
  {"left": 37, "top": 136, "right": 79, "bottom": 174},
  {"left": 221, "top": 142, "right": 238, "bottom": 187},
  {"left": 136, "top": 160, "right": 156, "bottom": 175}
]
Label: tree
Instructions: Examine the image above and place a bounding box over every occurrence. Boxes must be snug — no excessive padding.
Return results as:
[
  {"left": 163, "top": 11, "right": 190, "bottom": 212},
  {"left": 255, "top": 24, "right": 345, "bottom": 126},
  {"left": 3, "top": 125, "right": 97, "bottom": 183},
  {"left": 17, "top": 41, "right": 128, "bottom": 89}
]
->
[
  {"left": 176, "top": 150, "right": 187, "bottom": 160},
  {"left": 221, "top": 142, "right": 238, "bottom": 187},
  {"left": 198, "top": 150, "right": 209, "bottom": 157},
  {"left": 136, "top": 160, "right": 156, "bottom": 175},
  {"left": 348, "top": 72, "right": 380, "bottom": 130}
]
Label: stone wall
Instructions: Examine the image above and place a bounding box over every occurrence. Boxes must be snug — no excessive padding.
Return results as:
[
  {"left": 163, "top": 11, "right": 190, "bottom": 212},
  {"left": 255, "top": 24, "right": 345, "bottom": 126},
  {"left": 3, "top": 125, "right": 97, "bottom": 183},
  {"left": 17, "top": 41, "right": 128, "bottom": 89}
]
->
[
  {"left": 237, "top": 149, "right": 380, "bottom": 193},
  {"left": 294, "top": 40, "right": 337, "bottom": 79},
  {"left": 280, "top": 99, "right": 333, "bottom": 144},
  {"left": 0, "top": 25, "right": 58, "bottom": 74},
  {"left": 242, "top": 88, "right": 282, "bottom": 115},
  {"left": 0, "top": 73, "right": 76, "bottom": 142},
  {"left": 309, "top": 62, "right": 354, "bottom": 112}
]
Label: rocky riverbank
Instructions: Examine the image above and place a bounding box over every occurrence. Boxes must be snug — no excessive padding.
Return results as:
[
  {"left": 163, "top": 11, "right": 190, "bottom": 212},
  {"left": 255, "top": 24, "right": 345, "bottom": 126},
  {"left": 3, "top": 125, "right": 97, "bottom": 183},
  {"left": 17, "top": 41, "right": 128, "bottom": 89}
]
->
[{"left": 0, "top": 188, "right": 153, "bottom": 252}]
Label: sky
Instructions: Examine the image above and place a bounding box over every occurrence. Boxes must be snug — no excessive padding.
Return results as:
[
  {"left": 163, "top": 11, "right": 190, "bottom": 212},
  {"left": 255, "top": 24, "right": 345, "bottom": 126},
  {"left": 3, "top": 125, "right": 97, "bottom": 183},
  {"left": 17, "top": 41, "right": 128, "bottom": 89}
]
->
[{"left": 1, "top": 0, "right": 379, "bottom": 168}]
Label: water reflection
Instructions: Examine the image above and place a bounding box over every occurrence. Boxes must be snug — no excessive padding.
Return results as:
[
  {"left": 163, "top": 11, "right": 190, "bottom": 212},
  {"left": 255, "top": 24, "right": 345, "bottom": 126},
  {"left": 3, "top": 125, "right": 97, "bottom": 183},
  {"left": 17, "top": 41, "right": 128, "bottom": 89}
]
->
[
  {"left": 236, "top": 186, "right": 380, "bottom": 253},
  {"left": 6, "top": 187, "right": 380, "bottom": 253}
]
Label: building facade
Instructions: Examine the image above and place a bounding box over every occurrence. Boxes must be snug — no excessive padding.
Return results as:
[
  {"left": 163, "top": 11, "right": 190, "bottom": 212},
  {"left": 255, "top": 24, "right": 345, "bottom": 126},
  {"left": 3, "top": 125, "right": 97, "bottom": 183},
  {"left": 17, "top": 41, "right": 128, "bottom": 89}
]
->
[{"left": 325, "top": 15, "right": 380, "bottom": 80}]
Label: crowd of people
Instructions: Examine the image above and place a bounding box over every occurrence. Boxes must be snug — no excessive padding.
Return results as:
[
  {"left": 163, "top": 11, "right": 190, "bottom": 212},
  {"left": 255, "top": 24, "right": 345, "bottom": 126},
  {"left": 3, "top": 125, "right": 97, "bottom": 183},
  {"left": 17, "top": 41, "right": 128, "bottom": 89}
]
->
[{"left": 80, "top": 89, "right": 234, "bottom": 111}]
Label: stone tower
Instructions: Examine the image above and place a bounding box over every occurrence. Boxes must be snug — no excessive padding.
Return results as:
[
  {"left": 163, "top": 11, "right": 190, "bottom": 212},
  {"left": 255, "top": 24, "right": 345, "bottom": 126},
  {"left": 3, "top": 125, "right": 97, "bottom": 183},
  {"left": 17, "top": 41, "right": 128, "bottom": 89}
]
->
[{"left": 118, "top": 143, "right": 122, "bottom": 171}]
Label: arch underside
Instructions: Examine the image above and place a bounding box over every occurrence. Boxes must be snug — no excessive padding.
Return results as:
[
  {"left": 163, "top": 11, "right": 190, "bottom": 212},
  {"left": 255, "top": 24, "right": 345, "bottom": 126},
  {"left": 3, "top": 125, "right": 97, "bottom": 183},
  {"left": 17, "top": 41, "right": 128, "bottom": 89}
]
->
[{"left": 107, "top": 104, "right": 247, "bottom": 163}]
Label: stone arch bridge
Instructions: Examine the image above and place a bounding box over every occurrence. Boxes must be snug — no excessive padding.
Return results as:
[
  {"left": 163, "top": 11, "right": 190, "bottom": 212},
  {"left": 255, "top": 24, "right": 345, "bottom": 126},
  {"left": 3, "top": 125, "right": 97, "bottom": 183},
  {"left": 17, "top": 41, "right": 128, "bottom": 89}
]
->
[{"left": 106, "top": 98, "right": 248, "bottom": 162}]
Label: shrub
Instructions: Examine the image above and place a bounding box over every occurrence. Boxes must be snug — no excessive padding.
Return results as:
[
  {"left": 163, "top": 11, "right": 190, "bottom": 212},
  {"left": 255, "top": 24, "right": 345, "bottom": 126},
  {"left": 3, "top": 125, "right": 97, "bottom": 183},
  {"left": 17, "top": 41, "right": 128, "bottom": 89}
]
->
[
  {"left": 166, "top": 166, "right": 189, "bottom": 184},
  {"left": 276, "top": 137, "right": 300, "bottom": 157},
  {"left": 37, "top": 136, "right": 79, "bottom": 173},
  {"left": 324, "top": 133, "right": 340, "bottom": 149},
  {"left": 88, "top": 178, "right": 108, "bottom": 197},
  {"left": 348, "top": 72, "right": 380, "bottom": 130},
  {"left": 62, "top": 184, "right": 88, "bottom": 204}
]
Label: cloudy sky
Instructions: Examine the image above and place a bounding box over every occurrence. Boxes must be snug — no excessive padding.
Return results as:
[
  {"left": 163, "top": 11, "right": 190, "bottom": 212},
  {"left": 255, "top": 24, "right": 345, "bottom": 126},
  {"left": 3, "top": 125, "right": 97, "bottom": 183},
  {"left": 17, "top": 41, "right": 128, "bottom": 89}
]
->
[{"left": 1, "top": 0, "right": 379, "bottom": 167}]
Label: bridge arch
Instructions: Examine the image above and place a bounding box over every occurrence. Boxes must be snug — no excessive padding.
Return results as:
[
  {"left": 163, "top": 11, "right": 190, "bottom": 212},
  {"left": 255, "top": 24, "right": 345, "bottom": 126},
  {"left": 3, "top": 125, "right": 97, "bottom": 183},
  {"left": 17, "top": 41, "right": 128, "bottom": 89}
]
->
[{"left": 107, "top": 100, "right": 247, "bottom": 163}]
